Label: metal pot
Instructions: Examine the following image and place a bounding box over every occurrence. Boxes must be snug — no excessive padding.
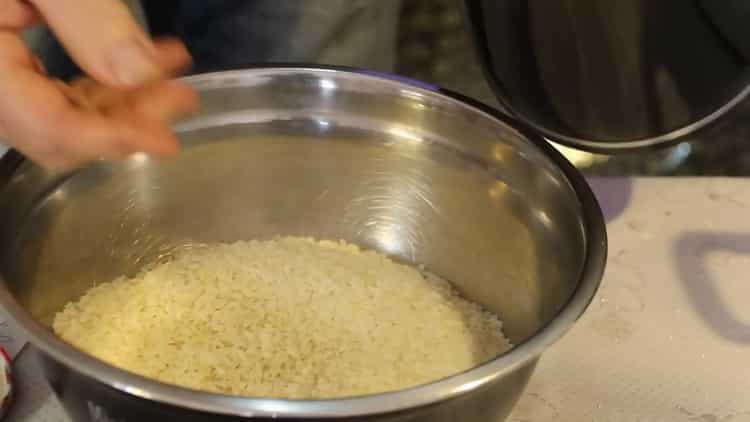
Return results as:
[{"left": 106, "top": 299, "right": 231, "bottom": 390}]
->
[
  {"left": 0, "top": 67, "right": 606, "bottom": 421},
  {"left": 465, "top": 0, "right": 750, "bottom": 152}
]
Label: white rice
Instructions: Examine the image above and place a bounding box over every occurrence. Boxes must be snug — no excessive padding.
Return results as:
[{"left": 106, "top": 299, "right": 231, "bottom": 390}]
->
[{"left": 53, "top": 237, "right": 511, "bottom": 399}]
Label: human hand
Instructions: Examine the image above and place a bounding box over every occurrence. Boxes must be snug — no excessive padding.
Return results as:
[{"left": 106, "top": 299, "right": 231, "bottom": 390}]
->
[{"left": 0, "top": 0, "right": 199, "bottom": 170}]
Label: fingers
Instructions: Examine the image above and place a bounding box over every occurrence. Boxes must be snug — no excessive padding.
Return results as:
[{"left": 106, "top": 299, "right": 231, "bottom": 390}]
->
[
  {"left": 153, "top": 38, "right": 193, "bottom": 76},
  {"left": 0, "top": 34, "right": 189, "bottom": 170},
  {"left": 84, "top": 113, "right": 181, "bottom": 161},
  {"left": 0, "top": 4, "right": 197, "bottom": 171},
  {"left": 129, "top": 81, "right": 199, "bottom": 123},
  {"left": 0, "top": 0, "right": 40, "bottom": 30},
  {"left": 60, "top": 38, "right": 198, "bottom": 122},
  {"left": 29, "top": 0, "right": 162, "bottom": 87},
  {"left": 62, "top": 76, "right": 199, "bottom": 124},
  {"left": 0, "top": 30, "right": 36, "bottom": 66}
]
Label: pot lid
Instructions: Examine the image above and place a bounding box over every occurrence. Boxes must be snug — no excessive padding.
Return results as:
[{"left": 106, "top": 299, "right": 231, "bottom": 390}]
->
[{"left": 465, "top": 0, "right": 750, "bottom": 153}]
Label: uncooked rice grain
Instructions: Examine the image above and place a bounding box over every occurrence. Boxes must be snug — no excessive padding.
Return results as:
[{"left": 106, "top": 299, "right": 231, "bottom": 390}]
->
[{"left": 53, "top": 237, "right": 511, "bottom": 399}]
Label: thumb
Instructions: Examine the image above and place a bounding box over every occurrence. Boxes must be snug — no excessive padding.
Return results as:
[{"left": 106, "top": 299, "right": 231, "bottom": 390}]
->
[{"left": 29, "top": 0, "right": 162, "bottom": 87}]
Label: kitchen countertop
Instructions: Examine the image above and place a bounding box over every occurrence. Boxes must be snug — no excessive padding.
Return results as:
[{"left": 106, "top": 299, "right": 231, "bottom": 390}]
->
[{"left": 3, "top": 177, "right": 750, "bottom": 422}]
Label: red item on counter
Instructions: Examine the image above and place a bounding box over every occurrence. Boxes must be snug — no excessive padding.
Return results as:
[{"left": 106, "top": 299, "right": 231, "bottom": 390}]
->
[{"left": 0, "top": 347, "right": 12, "bottom": 419}]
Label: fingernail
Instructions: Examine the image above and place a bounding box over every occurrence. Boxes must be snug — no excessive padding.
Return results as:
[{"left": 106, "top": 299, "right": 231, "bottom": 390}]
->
[{"left": 108, "top": 40, "right": 161, "bottom": 86}]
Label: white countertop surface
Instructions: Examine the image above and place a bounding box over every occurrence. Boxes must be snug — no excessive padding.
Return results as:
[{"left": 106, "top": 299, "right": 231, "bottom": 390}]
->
[{"left": 3, "top": 177, "right": 750, "bottom": 422}]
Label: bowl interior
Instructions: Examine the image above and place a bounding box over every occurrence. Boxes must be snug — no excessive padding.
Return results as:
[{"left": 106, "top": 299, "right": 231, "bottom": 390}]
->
[{"left": 0, "top": 69, "right": 587, "bottom": 361}]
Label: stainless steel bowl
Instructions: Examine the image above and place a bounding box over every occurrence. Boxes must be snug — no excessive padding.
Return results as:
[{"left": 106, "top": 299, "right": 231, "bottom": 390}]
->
[{"left": 0, "top": 67, "right": 606, "bottom": 422}]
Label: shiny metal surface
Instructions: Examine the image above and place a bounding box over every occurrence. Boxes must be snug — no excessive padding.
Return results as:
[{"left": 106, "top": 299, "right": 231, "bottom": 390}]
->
[
  {"left": 0, "top": 68, "right": 605, "bottom": 421},
  {"left": 465, "top": 0, "right": 750, "bottom": 151}
]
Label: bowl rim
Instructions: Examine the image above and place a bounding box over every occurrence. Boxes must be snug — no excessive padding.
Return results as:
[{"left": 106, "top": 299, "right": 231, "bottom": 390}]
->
[{"left": 0, "top": 65, "right": 607, "bottom": 418}]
